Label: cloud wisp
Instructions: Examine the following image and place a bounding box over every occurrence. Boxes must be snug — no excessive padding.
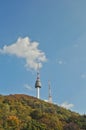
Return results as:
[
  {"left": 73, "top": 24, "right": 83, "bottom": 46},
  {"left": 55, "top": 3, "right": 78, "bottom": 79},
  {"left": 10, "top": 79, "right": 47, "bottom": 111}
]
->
[
  {"left": 0, "top": 37, "right": 47, "bottom": 70},
  {"left": 81, "top": 73, "right": 86, "bottom": 79},
  {"left": 60, "top": 102, "right": 74, "bottom": 110},
  {"left": 24, "top": 84, "right": 34, "bottom": 91},
  {"left": 56, "top": 59, "right": 66, "bottom": 65}
]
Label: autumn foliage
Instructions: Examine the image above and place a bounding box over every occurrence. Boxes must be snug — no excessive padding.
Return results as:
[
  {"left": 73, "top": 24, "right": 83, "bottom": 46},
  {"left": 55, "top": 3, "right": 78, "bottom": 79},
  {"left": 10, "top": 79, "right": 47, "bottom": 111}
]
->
[{"left": 0, "top": 94, "right": 86, "bottom": 130}]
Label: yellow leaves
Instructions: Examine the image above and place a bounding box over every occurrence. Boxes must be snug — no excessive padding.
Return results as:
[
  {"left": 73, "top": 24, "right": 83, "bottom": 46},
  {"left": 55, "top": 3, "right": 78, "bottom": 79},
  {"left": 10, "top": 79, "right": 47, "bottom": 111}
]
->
[{"left": 7, "top": 115, "right": 20, "bottom": 127}]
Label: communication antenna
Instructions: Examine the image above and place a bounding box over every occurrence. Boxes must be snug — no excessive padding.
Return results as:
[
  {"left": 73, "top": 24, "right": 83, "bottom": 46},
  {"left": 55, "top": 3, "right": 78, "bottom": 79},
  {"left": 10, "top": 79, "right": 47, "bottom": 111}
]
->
[{"left": 48, "top": 81, "right": 52, "bottom": 103}]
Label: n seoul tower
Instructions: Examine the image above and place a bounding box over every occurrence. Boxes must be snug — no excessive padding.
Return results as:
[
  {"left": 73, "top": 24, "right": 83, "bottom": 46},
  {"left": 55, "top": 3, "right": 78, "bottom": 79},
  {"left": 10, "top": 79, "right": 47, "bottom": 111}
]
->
[{"left": 35, "top": 64, "right": 42, "bottom": 99}]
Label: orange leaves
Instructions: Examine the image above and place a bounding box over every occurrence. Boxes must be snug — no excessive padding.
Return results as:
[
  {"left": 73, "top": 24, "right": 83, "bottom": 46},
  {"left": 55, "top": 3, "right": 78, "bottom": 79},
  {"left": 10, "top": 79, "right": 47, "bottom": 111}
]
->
[{"left": 7, "top": 115, "right": 20, "bottom": 128}]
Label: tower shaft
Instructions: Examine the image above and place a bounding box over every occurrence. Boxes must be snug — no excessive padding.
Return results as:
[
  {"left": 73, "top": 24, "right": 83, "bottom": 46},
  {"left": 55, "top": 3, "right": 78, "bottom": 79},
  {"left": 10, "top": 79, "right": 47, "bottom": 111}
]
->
[{"left": 36, "top": 87, "right": 40, "bottom": 99}]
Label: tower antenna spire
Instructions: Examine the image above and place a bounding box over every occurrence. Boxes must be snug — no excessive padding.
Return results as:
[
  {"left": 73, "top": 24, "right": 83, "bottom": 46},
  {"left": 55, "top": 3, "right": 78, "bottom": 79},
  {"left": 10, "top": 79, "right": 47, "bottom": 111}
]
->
[
  {"left": 48, "top": 81, "right": 52, "bottom": 103},
  {"left": 35, "top": 63, "right": 42, "bottom": 99},
  {"left": 37, "top": 62, "right": 40, "bottom": 78}
]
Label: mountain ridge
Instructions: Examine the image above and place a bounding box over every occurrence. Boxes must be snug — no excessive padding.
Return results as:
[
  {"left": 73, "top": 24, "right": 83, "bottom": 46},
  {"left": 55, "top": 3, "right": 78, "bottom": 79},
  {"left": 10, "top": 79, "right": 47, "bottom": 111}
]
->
[{"left": 0, "top": 94, "right": 86, "bottom": 130}]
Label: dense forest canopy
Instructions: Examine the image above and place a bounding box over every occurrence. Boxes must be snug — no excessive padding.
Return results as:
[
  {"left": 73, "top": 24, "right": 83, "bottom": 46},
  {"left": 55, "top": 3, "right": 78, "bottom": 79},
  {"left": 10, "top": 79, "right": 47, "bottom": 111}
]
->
[{"left": 0, "top": 94, "right": 86, "bottom": 130}]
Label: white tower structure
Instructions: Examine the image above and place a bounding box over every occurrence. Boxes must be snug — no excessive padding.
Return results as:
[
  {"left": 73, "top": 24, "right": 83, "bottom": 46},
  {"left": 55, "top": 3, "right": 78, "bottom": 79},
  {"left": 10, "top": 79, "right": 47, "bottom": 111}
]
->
[
  {"left": 35, "top": 65, "right": 41, "bottom": 99},
  {"left": 48, "top": 81, "right": 52, "bottom": 103}
]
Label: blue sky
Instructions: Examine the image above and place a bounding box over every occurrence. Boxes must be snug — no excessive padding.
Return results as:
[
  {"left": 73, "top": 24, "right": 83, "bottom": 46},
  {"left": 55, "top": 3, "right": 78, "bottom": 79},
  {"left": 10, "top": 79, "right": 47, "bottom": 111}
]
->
[{"left": 0, "top": 0, "right": 86, "bottom": 114}]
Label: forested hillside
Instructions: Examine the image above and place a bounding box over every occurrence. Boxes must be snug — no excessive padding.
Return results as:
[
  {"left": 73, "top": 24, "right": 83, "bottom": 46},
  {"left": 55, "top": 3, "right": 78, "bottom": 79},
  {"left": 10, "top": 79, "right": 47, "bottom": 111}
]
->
[{"left": 0, "top": 94, "right": 86, "bottom": 130}]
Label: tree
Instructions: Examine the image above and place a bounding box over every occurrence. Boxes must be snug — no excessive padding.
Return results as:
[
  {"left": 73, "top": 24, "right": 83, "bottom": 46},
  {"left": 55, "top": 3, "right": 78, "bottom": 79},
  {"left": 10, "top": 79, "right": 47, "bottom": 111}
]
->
[
  {"left": 6, "top": 115, "right": 20, "bottom": 130},
  {"left": 63, "top": 122, "right": 80, "bottom": 130}
]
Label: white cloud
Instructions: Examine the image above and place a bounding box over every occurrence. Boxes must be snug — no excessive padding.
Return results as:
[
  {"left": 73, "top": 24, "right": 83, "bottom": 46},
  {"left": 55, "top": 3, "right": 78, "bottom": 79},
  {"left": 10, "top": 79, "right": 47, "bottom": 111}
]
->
[
  {"left": 81, "top": 74, "right": 86, "bottom": 79},
  {"left": 58, "top": 60, "right": 64, "bottom": 65},
  {"left": 57, "top": 59, "right": 66, "bottom": 65},
  {"left": 60, "top": 102, "right": 74, "bottom": 110},
  {"left": 0, "top": 37, "right": 47, "bottom": 70},
  {"left": 73, "top": 44, "right": 79, "bottom": 48},
  {"left": 24, "top": 84, "right": 34, "bottom": 91}
]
